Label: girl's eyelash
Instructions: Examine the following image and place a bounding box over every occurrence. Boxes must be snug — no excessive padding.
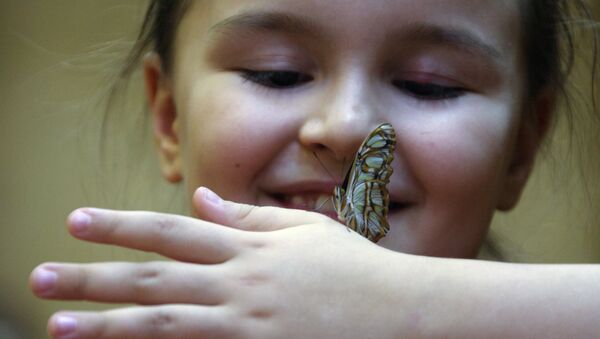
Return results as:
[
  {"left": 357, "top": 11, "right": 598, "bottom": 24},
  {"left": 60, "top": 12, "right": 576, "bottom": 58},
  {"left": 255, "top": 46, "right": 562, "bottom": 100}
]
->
[
  {"left": 238, "top": 69, "right": 465, "bottom": 100},
  {"left": 392, "top": 80, "right": 466, "bottom": 100},
  {"left": 240, "top": 69, "right": 313, "bottom": 89}
]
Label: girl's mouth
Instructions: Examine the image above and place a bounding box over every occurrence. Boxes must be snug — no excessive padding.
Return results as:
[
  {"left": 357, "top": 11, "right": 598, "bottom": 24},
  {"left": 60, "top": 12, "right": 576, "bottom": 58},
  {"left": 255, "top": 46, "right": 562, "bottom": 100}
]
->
[
  {"left": 270, "top": 192, "right": 333, "bottom": 211},
  {"left": 267, "top": 192, "right": 410, "bottom": 220}
]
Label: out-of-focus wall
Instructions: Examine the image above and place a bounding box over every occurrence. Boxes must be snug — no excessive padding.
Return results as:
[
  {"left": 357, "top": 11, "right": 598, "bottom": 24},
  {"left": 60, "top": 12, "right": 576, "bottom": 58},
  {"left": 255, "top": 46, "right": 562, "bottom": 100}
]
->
[
  {"left": 0, "top": 1, "right": 163, "bottom": 337},
  {"left": 0, "top": 1, "right": 598, "bottom": 338},
  {"left": 492, "top": 1, "right": 600, "bottom": 262}
]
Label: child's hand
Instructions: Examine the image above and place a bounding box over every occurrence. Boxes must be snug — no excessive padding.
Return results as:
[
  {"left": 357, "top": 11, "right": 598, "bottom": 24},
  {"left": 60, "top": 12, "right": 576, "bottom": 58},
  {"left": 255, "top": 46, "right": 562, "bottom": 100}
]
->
[{"left": 30, "top": 187, "right": 414, "bottom": 339}]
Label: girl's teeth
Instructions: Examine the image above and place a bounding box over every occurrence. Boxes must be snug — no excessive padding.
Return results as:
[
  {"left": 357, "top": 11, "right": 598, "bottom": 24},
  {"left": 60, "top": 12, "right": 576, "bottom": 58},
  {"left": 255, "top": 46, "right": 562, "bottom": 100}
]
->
[{"left": 287, "top": 194, "right": 333, "bottom": 209}]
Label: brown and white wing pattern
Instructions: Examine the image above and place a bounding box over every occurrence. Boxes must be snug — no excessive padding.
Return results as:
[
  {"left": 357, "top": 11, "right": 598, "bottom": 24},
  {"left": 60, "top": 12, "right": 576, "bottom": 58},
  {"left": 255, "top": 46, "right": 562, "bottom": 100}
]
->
[{"left": 333, "top": 123, "right": 396, "bottom": 242}]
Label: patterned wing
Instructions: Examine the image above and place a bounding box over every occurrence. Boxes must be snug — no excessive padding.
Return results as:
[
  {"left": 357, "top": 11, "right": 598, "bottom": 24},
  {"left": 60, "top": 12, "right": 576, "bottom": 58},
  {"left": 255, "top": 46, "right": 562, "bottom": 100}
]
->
[{"left": 334, "top": 123, "right": 396, "bottom": 242}]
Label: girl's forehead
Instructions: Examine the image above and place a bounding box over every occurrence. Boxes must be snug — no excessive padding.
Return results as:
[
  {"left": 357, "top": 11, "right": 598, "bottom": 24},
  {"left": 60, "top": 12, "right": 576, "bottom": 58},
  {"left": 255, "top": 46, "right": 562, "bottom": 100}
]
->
[
  {"left": 185, "top": 0, "right": 520, "bottom": 32},
  {"left": 180, "top": 0, "right": 521, "bottom": 58}
]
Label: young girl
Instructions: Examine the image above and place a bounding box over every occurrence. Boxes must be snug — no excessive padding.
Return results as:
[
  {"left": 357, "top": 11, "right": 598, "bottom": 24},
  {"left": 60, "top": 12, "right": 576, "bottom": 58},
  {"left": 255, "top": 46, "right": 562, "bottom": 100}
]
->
[{"left": 30, "top": 0, "right": 599, "bottom": 338}]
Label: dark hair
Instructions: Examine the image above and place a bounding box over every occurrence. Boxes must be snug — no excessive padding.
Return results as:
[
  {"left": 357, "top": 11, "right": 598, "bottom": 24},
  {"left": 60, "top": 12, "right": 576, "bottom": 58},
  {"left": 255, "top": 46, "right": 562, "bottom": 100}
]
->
[
  {"left": 121, "top": 1, "right": 191, "bottom": 76},
  {"left": 520, "top": 1, "right": 591, "bottom": 97}
]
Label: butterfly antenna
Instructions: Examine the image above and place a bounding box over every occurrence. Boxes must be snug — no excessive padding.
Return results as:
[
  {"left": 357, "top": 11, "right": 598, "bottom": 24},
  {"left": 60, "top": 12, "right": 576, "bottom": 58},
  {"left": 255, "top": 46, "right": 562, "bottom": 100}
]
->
[
  {"left": 314, "top": 196, "right": 332, "bottom": 212},
  {"left": 312, "top": 151, "right": 336, "bottom": 181}
]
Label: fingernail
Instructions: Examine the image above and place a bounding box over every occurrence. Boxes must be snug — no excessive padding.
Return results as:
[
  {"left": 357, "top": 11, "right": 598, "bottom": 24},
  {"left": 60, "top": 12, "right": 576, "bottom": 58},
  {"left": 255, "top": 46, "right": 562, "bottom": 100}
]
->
[
  {"left": 202, "top": 187, "right": 223, "bottom": 206},
  {"left": 68, "top": 209, "right": 91, "bottom": 235},
  {"left": 53, "top": 314, "right": 77, "bottom": 337},
  {"left": 33, "top": 267, "right": 57, "bottom": 296}
]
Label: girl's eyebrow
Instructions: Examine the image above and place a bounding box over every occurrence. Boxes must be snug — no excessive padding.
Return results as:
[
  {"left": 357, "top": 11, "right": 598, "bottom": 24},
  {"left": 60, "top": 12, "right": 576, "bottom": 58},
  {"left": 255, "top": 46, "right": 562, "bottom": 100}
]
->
[
  {"left": 208, "top": 10, "right": 504, "bottom": 64},
  {"left": 395, "top": 24, "right": 504, "bottom": 62},
  {"left": 208, "top": 11, "right": 321, "bottom": 36}
]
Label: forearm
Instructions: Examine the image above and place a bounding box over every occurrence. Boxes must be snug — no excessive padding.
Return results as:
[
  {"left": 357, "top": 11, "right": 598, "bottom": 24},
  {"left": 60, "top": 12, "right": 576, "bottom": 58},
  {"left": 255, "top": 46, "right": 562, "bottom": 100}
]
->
[{"left": 388, "top": 254, "right": 600, "bottom": 338}]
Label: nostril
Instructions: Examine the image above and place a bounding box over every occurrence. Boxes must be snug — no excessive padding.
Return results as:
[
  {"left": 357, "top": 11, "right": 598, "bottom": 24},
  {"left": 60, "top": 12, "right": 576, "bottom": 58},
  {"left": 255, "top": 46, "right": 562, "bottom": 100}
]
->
[
  {"left": 311, "top": 143, "right": 327, "bottom": 151},
  {"left": 389, "top": 201, "right": 402, "bottom": 211},
  {"left": 389, "top": 201, "right": 412, "bottom": 212}
]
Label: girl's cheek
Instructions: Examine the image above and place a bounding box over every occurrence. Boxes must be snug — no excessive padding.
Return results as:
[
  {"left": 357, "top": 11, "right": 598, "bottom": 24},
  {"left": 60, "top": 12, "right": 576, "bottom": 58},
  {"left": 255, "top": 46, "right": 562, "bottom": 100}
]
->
[
  {"left": 392, "top": 111, "right": 515, "bottom": 256},
  {"left": 179, "top": 79, "right": 292, "bottom": 201},
  {"left": 399, "top": 102, "right": 515, "bottom": 197}
]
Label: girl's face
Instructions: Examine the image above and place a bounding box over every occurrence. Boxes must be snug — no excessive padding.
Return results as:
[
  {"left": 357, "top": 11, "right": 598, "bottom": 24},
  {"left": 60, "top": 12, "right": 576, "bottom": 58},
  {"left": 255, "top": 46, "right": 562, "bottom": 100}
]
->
[{"left": 148, "top": 0, "right": 545, "bottom": 257}]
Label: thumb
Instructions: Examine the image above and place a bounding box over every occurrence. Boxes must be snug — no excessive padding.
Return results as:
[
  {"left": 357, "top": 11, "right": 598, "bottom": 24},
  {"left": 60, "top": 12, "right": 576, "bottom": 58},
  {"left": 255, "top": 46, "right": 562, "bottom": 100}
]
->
[{"left": 192, "top": 187, "right": 334, "bottom": 231}]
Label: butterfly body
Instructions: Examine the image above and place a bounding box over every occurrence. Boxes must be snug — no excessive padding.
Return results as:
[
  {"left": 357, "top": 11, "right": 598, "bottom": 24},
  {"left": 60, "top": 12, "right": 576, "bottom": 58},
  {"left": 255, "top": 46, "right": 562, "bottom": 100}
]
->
[{"left": 333, "top": 123, "right": 396, "bottom": 242}]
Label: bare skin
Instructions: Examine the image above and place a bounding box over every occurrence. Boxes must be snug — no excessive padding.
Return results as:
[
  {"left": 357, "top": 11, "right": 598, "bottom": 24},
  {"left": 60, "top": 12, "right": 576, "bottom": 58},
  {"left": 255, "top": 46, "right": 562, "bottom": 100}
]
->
[
  {"left": 31, "top": 188, "right": 600, "bottom": 338},
  {"left": 29, "top": 0, "right": 600, "bottom": 338}
]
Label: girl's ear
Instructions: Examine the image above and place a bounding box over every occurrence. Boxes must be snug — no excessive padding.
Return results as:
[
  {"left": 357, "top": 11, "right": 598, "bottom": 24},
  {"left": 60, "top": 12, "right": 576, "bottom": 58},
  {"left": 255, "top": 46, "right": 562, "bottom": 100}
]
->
[
  {"left": 143, "top": 52, "right": 183, "bottom": 183},
  {"left": 497, "top": 89, "right": 556, "bottom": 211}
]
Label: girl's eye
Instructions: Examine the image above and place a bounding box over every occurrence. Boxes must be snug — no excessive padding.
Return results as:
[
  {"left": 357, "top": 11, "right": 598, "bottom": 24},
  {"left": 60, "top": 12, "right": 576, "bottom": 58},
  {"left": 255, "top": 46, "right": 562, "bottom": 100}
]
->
[
  {"left": 393, "top": 80, "right": 465, "bottom": 100},
  {"left": 241, "top": 70, "right": 313, "bottom": 89}
]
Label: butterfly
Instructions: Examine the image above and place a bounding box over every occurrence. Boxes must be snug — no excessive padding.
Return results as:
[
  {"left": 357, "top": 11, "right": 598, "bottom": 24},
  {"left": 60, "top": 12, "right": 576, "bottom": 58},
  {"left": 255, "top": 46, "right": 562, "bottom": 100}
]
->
[{"left": 333, "top": 123, "right": 396, "bottom": 243}]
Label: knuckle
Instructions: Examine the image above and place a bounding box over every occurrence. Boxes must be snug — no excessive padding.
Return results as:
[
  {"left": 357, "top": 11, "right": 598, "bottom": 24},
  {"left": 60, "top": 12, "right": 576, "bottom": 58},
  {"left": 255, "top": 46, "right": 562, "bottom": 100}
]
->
[
  {"left": 73, "top": 266, "right": 90, "bottom": 296},
  {"left": 132, "top": 262, "right": 164, "bottom": 300},
  {"left": 155, "top": 214, "right": 177, "bottom": 234},
  {"left": 234, "top": 205, "right": 257, "bottom": 227},
  {"left": 236, "top": 305, "right": 277, "bottom": 339},
  {"left": 144, "top": 308, "right": 176, "bottom": 335},
  {"left": 236, "top": 270, "right": 270, "bottom": 288},
  {"left": 243, "top": 237, "right": 267, "bottom": 250},
  {"left": 99, "top": 212, "right": 122, "bottom": 241}
]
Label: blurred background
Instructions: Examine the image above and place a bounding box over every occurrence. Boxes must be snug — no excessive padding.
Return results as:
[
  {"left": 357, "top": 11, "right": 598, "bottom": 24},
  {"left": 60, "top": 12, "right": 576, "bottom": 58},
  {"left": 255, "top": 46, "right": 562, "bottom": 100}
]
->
[{"left": 1, "top": 1, "right": 599, "bottom": 338}]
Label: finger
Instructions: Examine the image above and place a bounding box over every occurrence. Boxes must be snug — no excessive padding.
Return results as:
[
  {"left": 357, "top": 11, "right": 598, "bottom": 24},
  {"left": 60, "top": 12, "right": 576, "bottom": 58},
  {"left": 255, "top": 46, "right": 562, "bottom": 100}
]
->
[
  {"left": 66, "top": 208, "right": 243, "bottom": 264},
  {"left": 30, "top": 262, "right": 228, "bottom": 306},
  {"left": 193, "top": 187, "right": 333, "bottom": 231},
  {"left": 47, "top": 305, "right": 238, "bottom": 339}
]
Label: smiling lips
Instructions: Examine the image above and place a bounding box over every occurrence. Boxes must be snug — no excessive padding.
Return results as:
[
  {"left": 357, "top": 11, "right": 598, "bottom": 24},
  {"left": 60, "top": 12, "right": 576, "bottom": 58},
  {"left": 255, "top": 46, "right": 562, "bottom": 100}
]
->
[
  {"left": 264, "top": 180, "right": 337, "bottom": 220},
  {"left": 272, "top": 192, "right": 333, "bottom": 210},
  {"left": 266, "top": 184, "right": 410, "bottom": 221}
]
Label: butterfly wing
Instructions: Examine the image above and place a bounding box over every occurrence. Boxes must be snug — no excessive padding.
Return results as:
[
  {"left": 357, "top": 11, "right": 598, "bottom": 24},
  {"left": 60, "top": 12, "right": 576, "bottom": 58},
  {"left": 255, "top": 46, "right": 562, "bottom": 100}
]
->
[
  {"left": 334, "top": 123, "right": 396, "bottom": 242},
  {"left": 356, "top": 123, "right": 395, "bottom": 182}
]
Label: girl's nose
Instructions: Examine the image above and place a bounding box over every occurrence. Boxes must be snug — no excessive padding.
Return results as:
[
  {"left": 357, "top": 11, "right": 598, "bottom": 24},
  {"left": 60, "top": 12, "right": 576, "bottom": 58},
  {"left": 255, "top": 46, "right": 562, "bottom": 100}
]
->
[{"left": 298, "top": 72, "right": 382, "bottom": 160}]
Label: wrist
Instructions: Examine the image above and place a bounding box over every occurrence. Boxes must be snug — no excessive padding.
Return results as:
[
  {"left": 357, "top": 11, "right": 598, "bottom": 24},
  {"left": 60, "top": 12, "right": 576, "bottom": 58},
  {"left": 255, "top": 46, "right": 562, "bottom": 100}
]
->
[
  {"left": 373, "top": 252, "right": 506, "bottom": 338},
  {"left": 368, "top": 249, "right": 433, "bottom": 338}
]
